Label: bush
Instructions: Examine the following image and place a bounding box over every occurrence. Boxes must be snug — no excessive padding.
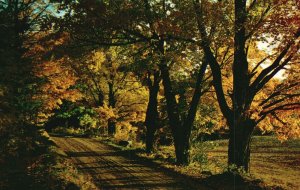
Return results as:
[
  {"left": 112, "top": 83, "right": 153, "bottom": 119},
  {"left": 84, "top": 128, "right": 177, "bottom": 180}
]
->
[
  {"left": 190, "top": 142, "right": 209, "bottom": 165},
  {"left": 190, "top": 141, "right": 219, "bottom": 169},
  {"left": 51, "top": 126, "right": 85, "bottom": 136}
]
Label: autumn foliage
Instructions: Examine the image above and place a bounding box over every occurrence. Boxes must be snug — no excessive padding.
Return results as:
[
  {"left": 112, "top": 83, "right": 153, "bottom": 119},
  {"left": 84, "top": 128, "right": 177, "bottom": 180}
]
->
[{"left": 0, "top": 1, "right": 299, "bottom": 188}]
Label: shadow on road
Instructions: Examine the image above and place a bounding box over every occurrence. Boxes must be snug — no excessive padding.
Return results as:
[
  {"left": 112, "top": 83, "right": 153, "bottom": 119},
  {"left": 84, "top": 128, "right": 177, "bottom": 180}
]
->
[
  {"left": 56, "top": 137, "right": 210, "bottom": 190},
  {"left": 53, "top": 137, "right": 275, "bottom": 190}
]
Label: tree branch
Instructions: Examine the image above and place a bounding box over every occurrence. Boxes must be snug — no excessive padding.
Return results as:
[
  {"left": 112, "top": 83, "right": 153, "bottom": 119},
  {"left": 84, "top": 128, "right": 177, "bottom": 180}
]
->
[
  {"left": 193, "top": 0, "right": 232, "bottom": 120},
  {"left": 254, "top": 54, "right": 293, "bottom": 94},
  {"left": 259, "top": 82, "right": 300, "bottom": 106},
  {"left": 250, "top": 44, "right": 292, "bottom": 93},
  {"left": 271, "top": 112, "right": 287, "bottom": 125},
  {"left": 250, "top": 55, "right": 271, "bottom": 77},
  {"left": 246, "top": 5, "right": 271, "bottom": 40},
  {"left": 260, "top": 102, "right": 300, "bottom": 116},
  {"left": 262, "top": 93, "right": 300, "bottom": 110},
  {"left": 247, "top": 0, "right": 257, "bottom": 12}
]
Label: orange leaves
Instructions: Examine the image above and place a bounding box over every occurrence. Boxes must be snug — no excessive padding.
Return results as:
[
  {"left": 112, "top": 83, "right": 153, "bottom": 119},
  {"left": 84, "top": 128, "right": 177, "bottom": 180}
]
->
[
  {"left": 152, "top": 17, "right": 182, "bottom": 36},
  {"left": 94, "top": 104, "right": 116, "bottom": 127},
  {"left": 259, "top": 111, "right": 300, "bottom": 141},
  {"left": 95, "top": 104, "right": 115, "bottom": 119},
  {"left": 36, "top": 58, "right": 82, "bottom": 112},
  {"left": 260, "top": 0, "right": 300, "bottom": 46},
  {"left": 32, "top": 39, "right": 82, "bottom": 115}
]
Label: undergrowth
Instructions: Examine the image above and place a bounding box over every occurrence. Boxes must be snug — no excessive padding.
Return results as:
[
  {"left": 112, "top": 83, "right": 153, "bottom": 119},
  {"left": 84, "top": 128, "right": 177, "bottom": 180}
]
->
[{"left": 0, "top": 128, "right": 97, "bottom": 190}]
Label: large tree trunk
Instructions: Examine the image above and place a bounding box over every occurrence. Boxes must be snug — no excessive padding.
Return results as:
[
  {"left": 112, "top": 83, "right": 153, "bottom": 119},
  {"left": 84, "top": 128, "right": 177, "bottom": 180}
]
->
[
  {"left": 174, "top": 137, "right": 189, "bottom": 164},
  {"left": 160, "top": 63, "right": 187, "bottom": 164},
  {"left": 228, "top": 118, "right": 255, "bottom": 171},
  {"left": 159, "top": 62, "right": 190, "bottom": 165},
  {"left": 145, "top": 126, "right": 155, "bottom": 153},
  {"left": 108, "top": 119, "right": 116, "bottom": 135},
  {"left": 229, "top": 0, "right": 254, "bottom": 171},
  {"left": 145, "top": 71, "right": 160, "bottom": 153},
  {"left": 158, "top": 40, "right": 208, "bottom": 165},
  {"left": 158, "top": 54, "right": 186, "bottom": 164}
]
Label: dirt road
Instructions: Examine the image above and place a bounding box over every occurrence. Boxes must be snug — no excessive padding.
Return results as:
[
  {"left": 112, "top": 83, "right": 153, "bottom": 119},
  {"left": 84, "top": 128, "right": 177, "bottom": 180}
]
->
[{"left": 52, "top": 137, "right": 209, "bottom": 190}]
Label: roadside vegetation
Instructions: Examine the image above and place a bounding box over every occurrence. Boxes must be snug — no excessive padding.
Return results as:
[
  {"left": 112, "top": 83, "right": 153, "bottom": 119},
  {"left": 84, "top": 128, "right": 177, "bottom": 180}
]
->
[
  {"left": 103, "top": 135, "right": 300, "bottom": 189},
  {"left": 0, "top": 128, "right": 97, "bottom": 190}
]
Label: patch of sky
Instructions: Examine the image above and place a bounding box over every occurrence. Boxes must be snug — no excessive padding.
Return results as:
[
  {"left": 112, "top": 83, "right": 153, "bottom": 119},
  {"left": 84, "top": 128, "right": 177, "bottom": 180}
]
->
[{"left": 256, "top": 35, "right": 288, "bottom": 80}]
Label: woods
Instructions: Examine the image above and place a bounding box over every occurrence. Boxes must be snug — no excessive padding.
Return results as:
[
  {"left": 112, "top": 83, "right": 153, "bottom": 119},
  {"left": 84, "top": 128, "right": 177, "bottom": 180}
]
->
[{"left": 0, "top": 0, "right": 299, "bottom": 189}]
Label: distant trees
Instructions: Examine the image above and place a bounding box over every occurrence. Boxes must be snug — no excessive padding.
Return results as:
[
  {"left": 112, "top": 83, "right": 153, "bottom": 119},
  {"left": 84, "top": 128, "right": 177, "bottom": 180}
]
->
[{"left": 70, "top": 47, "right": 148, "bottom": 139}]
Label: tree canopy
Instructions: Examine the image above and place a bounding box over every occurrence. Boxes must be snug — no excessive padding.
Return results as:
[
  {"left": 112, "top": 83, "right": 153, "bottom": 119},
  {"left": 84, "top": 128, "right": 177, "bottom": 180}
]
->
[{"left": 1, "top": 0, "right": 299, "bottom": 175}]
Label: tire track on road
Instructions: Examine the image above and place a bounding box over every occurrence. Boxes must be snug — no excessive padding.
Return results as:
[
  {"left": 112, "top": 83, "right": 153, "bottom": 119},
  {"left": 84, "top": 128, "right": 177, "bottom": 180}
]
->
[{"left": 52, "top": 137, "right": 209, "bottom": 190}]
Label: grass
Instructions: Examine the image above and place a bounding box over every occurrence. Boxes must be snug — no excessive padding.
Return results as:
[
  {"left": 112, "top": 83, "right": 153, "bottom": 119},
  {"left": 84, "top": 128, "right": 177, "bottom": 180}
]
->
[
  {"left": 111, "top": 135, "right": 300, "bottom": 190},
  {"left": 206, "top": 136, "right": 300, "bottom": 190},
  {"left": 51, "top": 126, "right": 86, "bottom": 137},
  {"left": 56, "top": 134, "right": 299, "bottom": 189}
]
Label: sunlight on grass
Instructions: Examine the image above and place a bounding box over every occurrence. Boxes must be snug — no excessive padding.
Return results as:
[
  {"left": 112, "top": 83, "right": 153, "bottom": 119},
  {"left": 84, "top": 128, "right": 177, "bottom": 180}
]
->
[
  {"left": 126, "top": 136, "right": 300, "bottom": 189},
  {"left": 204, "top": 136, "right": 300, "bottom": 190}
]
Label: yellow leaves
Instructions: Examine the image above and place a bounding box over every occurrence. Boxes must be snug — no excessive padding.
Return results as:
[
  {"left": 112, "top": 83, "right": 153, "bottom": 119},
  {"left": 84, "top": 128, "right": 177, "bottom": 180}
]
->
[
  {"left": 95, "top": 104, "right": 116, "bottom": 125},
  {"left": 57, "top": 99, "right": 63, "bottom": 105},
  {"left": 175, "top": 95, "right": 180, "bottom": 103},
  {"left": 34, "top": 56, "right": 82, "bottom": 115},
  {"left": 114, "top": 121, "right": 134, "bottom": 141},
  {"left": 274, "top": 112, "right": 300, "bottom": 140},
  {"left": 36, "top": 112, "right": 52, "bottom": 125},
  {"left": 88, "top": 51, "right": 106, "bottom": 72},
  {"left": 258, "top": 117, "right": 273, "bottom": 133},
  {"left": 93, "top": 51, "right": 106, "bottom": 64},
  {"left": 258, "top": 111, "right": 300, "bottom": 141},
  {"left": 61, "top": 90, "right": 83, "bottom": 102}
]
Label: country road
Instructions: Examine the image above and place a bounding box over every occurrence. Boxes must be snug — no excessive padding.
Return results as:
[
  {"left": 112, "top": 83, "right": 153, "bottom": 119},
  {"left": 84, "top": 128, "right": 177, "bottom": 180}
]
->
[{"left": 52, "top": 137, "right": 210, "bottom": 190}]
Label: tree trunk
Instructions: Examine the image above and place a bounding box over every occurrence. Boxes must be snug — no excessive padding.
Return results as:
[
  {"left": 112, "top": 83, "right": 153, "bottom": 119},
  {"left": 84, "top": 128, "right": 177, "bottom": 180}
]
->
[
  {"left": 98, "top": 91, "right": 104, "bottom": 107},
  {"left": 108, "top": 118, "right": 116, "bottom": 135},
  {"left": 145, "top": 126, "right": 155, "bottom": 153},
  {"left": 228, "top": 118, "right": 255, "bottom": 171},
  {"left": 159, "top": 59, "right": 189, "bottom": 165},
  {"left": 174, "top": 136, "right": 189, "bottom": 165},
  {"left": 108, "top": 82, "right": 116, "bottom": 135},
  {"left": 157, "top": 40, "right": 208, "bottom": 165},
  {"left": 145, "top": 71, "right": 160, "bottom": 153},
  {"left": 158, "top": 54, "right": 185, "bottom": 164}
]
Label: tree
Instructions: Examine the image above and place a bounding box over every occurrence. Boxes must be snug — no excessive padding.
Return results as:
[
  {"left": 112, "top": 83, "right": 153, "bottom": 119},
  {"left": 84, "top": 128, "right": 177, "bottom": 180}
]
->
[
  {"left": 27, "top": 32, "right": 82, "bottom": 124},
  {"left": 144, "top": 70, "right": 161, "bottom": 153},
  {"left": 72, "top": 47, "right": 148, "bottom": 139},
  {"left": 51, "top": 0, "right": 215, "bottom": 164},
  {"left": 0, "top": 0, "right": 58, "bottom": 174},
  {"left": 193, "top": 0, "right": 300, "bottom": 170},
  {"left": 0, "top": 0, "right": 50, "bottom": 125}
]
